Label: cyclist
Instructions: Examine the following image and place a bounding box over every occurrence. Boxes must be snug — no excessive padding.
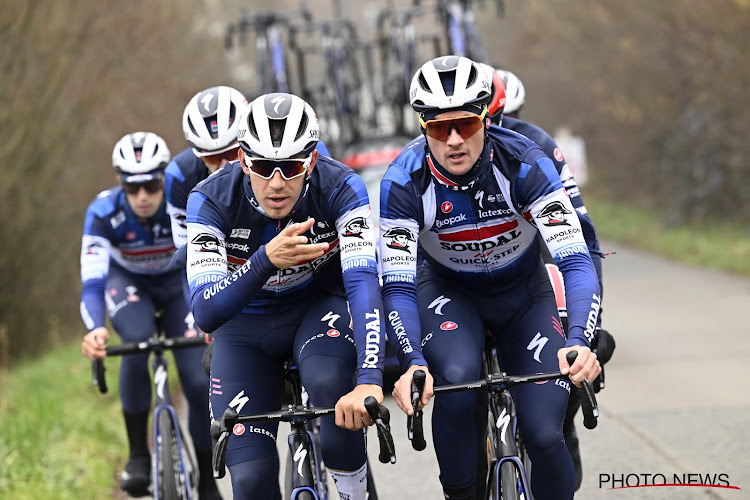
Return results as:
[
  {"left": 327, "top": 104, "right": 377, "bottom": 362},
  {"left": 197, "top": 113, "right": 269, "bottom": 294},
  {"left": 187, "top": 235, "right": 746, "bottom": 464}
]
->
[
  {"left": 486, "top": 65, "right": 616, "bottom": 490},
  {"left": 165, "top": 85, "right": 333, "bottom": 376},
  {"left": 79, "top": 132, "right": 221, "bottom": 499},
  {"left": 380, "top": 56, "right": 601, "bottom": 500},
  {"left": 186, "top": 93, "right": 385, "bottom": 499}
]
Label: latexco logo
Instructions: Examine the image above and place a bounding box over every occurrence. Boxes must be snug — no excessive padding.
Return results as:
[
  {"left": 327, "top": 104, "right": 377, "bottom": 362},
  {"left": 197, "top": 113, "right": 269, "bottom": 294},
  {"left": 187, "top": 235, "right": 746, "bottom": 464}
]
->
[{"left": 599, "top": 473, "right": 741, "bottom": 491}]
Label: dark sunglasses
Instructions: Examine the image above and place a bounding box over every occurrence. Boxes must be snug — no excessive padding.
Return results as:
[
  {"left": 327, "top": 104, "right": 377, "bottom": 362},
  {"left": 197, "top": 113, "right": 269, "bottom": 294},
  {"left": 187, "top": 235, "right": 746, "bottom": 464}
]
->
[
  {"left": 245, "top": 155, "right": 312, "bottom": 180},
  {"left": 122, "top": 178, "right": 163, "bottom": 195},
  {"left": 419, "top": 108, "right": 488, "bottom": 142}
]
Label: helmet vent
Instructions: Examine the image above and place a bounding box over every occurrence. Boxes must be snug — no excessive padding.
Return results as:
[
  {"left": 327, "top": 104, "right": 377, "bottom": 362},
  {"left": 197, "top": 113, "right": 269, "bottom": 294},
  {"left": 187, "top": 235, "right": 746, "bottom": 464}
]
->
[
  {"left": 295, "top": 113, "right": 309, "bottom": 142},
  {"left": 438, "top": 69, "right": 457, "bottom": 96},
  {"left": 269, "top": 118, "right": 286, "bottom": 148}
]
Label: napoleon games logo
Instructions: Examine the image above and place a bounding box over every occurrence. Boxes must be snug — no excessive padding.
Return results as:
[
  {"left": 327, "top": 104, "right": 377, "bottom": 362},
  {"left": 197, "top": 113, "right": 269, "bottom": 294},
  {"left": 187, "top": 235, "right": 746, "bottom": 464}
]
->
[
  {"left": 191, "top": 233, "right": 224, "bottom": 254},
  {"left": 85, "top": 241, "right": 104, "bottom": 255},
  {"left": 537, "top": 201, "right": 572, "bottom": 227},
  {"left": 383, "top": 227, "right": 415, "bottom": 252},
  {"left": 343, "top": 217, "right": 369, "bottom": 239}
]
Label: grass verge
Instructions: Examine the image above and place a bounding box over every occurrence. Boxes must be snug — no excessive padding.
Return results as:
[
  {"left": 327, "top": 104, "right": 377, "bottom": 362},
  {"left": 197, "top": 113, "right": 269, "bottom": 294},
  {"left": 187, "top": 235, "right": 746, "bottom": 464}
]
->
[
  {"left": 0, "top": 341, "right": 126, "bottom": 499},
  {"left": 587, "top": 196, "right": 750, "bottom": 278}
]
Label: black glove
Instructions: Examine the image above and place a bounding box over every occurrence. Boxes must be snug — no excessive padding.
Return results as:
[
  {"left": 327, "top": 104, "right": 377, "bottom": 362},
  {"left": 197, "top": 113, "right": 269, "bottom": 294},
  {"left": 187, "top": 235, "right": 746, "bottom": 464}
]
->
[
  {"left": 201, "top": 336, "right": 214, "bottom": 377},
  {"left": 591, "top": 328, "right": 615, "bottom": 393},
  {"left": 591, "top": 327, "right": 616, "bottom": 366}
]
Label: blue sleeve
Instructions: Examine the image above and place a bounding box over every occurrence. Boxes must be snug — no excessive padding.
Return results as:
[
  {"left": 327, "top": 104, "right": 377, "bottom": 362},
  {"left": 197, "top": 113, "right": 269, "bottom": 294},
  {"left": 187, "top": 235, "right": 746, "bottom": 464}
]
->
[
  {"left": 185, "top": 192, "right": 277, "bottom": 332},
  {"left": 331, "top": 173, "right": 386, "bottom": 386},
  {"left": 165, "top": 159, "right": 189, "bottom": 209},
  {"left": 80, "top": 210, "right": 110, "bottom": 330},
  {"left": 379, "top": 168, "right": 426, "bottom": 370}
]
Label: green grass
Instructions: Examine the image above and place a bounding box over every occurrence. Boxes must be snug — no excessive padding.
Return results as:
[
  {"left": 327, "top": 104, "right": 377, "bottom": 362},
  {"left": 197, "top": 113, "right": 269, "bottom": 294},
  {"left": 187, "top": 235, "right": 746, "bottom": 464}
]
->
[
  {"left": 0, "top": 342, "right": 126, "bottom": 499},
  {"left": 586, "top": 196, "right": 750, "bottom": 278}
]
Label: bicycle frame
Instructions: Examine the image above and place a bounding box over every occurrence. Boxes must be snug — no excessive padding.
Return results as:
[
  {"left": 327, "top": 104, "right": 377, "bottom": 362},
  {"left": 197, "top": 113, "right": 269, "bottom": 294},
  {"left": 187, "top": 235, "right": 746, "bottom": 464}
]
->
[{"left": 151, "top": 349, "right": 196, "bottom": 500}]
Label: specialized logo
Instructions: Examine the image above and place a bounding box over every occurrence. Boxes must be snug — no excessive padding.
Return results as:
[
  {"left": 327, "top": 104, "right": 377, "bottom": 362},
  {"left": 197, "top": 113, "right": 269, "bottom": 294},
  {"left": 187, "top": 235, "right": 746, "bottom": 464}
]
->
[
  {"left": 343, "top": 217, "right": 369, "bottom": 239},
  {"left": 154, "top": 365, "right": 168, "bottom": 401},
  {"left": 294, "top": 443, "right": 308, "bottom": 477},
  {"left": 272, "top": 95, "right": 285, "bottom": 114},
  {"left": 440, "top": 321, "right": 458, "bottom": 331},
  {"left": 200, "top": 91, "right": 215, "bottom": 113},
  {"left": 192, "top": 233, "right": 224, "bottom": 254},
  {"left": 383, "top": 227, "right": 415, "bottom": 252},
  {"left": 537, "top": 201, "right": 572, "bottom": 227},
  {"left": 427, "top": 295, "right": 451, "bottom": 316},
  {"left": 229, "top": 390, "right": 249, "bottom": 414},
  {"left": 321, "top": 311, "right": 340, "bottom": 329},
  {"left": 527, "top": 332, "right": 549, "bottom": 363},
  {"left": 496, "top": 408, "right": 511, "bottom": 446}
]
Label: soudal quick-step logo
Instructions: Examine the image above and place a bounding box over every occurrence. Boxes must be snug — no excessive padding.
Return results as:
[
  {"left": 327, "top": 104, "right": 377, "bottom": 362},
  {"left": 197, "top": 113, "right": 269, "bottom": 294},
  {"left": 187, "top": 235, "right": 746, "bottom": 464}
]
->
[{"left": 438, "top": 220, "right": 520, "bottom": 252}]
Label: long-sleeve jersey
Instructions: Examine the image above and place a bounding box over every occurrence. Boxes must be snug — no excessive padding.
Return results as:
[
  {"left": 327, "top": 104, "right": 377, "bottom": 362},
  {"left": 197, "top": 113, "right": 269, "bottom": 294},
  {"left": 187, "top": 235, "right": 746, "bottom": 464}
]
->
[
  {"left": 165, "top": 142, "right": 333, "bottom": 249},
  {"left": 79, "top": 187, "right": 176, "bottom": 330},
  {"left": 498, "top": 117, "right": 603, "bottom": 293},
  {"left": 379, "top": 128, "right": 601, "bottom": 369},
  {"left": 185, "top": 157, "right": 384, "bottom": 385}
]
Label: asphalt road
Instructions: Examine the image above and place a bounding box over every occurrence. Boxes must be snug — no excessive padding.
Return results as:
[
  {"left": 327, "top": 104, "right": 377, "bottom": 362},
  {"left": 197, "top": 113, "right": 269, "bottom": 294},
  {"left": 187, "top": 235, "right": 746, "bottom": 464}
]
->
[{"left": 208, "top": 239, "right": 750, "bottom": 499}]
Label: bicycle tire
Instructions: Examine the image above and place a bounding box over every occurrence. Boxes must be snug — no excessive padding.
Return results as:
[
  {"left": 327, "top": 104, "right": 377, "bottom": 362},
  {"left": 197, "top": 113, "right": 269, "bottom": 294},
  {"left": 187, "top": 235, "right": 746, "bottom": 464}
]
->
[
  {"left": 156, "top": 411, "right": 186, "bottom": 500},
  {"left": 499, "top": 460, "right": 521, "bottom": 500}
]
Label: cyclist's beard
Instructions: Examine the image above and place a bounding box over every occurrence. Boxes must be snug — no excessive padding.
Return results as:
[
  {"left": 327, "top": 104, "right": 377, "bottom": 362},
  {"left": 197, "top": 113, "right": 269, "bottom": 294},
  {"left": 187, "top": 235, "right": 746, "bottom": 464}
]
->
[{"left": 425, "top": 141, "right": 493, "bottom": 193}]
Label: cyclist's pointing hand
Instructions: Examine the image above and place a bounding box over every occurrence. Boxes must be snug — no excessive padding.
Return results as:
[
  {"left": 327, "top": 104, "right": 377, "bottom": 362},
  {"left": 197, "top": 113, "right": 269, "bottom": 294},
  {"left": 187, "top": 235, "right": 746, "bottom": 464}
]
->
[
  {"left": 558, "top": 346, "right": 601, "bottom": 387},
  {"left": 392, "top": 365, "right": 433, "bottom": 416},
  {"left": 265, "top": 218, "right": 329, "bottom": 269},
  {"left": 335, "top": 384, "right": 384, "bottom": 431},
  {"left": 82, "top": 327, "right": 109, "bottom": 360}
]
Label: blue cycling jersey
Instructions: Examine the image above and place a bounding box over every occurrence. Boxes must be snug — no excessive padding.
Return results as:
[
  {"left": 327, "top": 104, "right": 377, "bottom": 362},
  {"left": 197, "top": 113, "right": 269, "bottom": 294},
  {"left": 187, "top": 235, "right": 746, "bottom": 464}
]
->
[
  {"left": 185, "top": 156, "right": 384, "bottom": 385},
  {"left": 497, "top": 117, "right": 604, "bottom": 295},
  {"left": 79, "top": 187, "right": 176, "bottom": 330},
  {"left": 165, "top": 141, "right": 332, "bottom": 248},
  {"left": 379, "top": 127, "right": 601, "bottom": 369}
]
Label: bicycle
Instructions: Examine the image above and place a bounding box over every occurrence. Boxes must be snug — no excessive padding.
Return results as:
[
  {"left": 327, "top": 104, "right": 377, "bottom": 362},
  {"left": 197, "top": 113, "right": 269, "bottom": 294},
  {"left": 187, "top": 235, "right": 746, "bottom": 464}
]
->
[
  {"left": 374, "top": 1, "right": 441, "bottom": 137},
  {"left": 435, "top": 0, "right": 506, "bottom": 63},
  {"left": 225, "top": 6, "right": 312, "bottom": 97},
  {"left": 211, "top": 361, "right": 397, "bottom": 500},
  {"left": 92, "top": 313, "right": 209, "bottom": 500},
  {"left": 409, "top": 349, "right": 598, "bottom": 500}
]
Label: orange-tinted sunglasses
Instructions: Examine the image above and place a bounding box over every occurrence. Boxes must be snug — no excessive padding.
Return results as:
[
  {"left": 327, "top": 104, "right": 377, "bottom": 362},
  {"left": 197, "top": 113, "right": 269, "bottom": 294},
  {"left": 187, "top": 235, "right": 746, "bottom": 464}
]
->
[{"left": 419, "top": 107, "right": 488, "bottom": 141}]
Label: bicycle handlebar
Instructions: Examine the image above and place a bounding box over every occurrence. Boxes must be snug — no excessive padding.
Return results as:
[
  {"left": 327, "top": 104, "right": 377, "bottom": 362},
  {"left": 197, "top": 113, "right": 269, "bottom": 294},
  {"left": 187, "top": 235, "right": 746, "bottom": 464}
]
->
[
  {"left": 211, "top": 397, "right": 397, "bottom": 478},
  {"left": 407, "top": 351, "right": 599, "bottom": 449},
  {"left": 91, "top": 334, "right": 208, "bottom": 395}
]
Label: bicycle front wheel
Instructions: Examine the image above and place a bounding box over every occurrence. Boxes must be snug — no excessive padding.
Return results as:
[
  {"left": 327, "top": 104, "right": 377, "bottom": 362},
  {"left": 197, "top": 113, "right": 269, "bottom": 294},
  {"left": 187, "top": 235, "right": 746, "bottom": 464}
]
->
[{"left": 156, "top": 410, "right": 187, "bottom": 500}]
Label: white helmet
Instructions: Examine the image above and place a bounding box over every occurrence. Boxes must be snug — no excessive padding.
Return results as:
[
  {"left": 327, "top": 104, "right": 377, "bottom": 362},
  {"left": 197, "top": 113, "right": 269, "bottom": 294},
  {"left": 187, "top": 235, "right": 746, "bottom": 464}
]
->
[
  {"left": 182, "top": 86, "right": 247, "bottom": 157},
  {"left": 409, "top": 55, "right": 492, "bottom": 114},
  {"left": 112, "top": 131, "right": 170, "bottom": 182},
  {"left": 237, "top": 93, "right": 319, "bottom": 159},
  {"left": 495, "top": 69, "right": 525, "bottom": 116}
]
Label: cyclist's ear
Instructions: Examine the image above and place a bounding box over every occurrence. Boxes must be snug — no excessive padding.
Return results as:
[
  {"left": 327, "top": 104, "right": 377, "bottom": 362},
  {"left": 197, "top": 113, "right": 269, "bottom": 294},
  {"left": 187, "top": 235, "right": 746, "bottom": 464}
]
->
[
  {"left": 238, "top": 149, "right": 251, "bottom": 176},
  {"left": 308, "top": 149, "right": 319, "bottom": 173}
]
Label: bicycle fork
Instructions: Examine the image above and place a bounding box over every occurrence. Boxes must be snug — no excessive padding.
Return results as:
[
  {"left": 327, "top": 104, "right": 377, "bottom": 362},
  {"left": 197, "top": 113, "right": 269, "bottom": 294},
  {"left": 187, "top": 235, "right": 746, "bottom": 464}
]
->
[
  {"left": 288, "top": 426, "right": 319, "bottom": 499},
  {"left": 489, "top": 390, "right": 531, "bottom": 499}
]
